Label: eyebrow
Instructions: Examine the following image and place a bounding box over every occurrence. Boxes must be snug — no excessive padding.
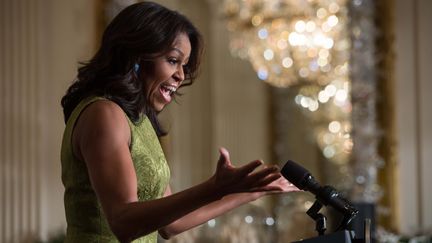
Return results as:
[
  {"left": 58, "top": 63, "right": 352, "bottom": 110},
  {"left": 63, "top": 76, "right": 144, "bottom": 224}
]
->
[
  {"left": 172, "top": 47, "right": 190, "bottom": 63},
  {"left": 172, "top": 48, "right": 187, "bottom": 57}
]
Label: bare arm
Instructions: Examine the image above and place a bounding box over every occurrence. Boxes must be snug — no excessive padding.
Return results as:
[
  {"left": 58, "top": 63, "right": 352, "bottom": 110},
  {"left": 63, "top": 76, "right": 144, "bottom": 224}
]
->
[
  {"left": 73, "top": 101, "right": 282, "bottom": 243},
  {"left": 159, "top": 176, "right": 299, "bottom": 239}
]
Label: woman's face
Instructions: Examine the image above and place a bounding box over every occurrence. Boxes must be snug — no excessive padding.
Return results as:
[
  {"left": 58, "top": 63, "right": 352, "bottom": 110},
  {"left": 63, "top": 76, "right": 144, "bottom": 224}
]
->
[{"left": 145, "top": 33, "right": 192, "bottom": 112}]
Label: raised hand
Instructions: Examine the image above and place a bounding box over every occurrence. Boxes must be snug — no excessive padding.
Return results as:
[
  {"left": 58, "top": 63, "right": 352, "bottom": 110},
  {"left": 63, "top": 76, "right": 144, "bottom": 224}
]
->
[{"left": 210, "top": 147, "right": 282, "bottom": 196}]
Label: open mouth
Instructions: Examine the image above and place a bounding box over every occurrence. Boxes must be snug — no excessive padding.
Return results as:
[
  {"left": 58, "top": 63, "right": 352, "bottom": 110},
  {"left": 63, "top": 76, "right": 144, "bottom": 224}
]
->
[
  {"left": 159, "top": 83, "right": 177, "bottom": 103},
  {"left": 161, "top": 83, "right": 177, "bottom": 96}
]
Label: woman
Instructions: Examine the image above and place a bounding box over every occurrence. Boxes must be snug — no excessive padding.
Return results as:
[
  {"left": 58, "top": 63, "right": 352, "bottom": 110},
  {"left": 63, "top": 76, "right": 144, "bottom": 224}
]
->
[{"left": 60, "top": 2, "right": 297, "bottom": 242}]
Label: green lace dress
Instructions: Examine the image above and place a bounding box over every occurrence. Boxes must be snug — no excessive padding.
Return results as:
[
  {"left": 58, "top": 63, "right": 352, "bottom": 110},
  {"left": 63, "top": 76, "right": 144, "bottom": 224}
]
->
[{"left": 61, "top": 96, "right": 170, "bottom": 243}]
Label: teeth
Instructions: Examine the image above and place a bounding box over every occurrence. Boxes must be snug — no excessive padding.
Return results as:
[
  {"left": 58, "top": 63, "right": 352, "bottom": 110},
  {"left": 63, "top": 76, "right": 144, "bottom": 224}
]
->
[
  {"left": 166, "top": 86, "right": 176, "bottom": 92},
  {"left": 162, "top": 84, "right": 177, "bottom": 94}
]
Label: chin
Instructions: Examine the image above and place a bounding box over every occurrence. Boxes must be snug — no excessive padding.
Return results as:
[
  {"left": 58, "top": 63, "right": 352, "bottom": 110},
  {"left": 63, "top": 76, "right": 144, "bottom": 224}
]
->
[{"left": 153, "top": 104, "right": 166, "bottom": 113}]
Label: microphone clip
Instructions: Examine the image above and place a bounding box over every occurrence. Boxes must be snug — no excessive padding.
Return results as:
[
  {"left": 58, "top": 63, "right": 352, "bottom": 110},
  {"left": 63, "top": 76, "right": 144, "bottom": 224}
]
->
[{"left": 307, "top": 200, "right": 327, "bottom": 236}]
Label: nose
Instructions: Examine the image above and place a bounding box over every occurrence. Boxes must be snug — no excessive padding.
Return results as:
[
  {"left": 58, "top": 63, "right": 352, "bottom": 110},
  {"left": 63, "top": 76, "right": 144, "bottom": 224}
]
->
[{"left": 173, "top": 65, "right": 185, "bottom": 83}]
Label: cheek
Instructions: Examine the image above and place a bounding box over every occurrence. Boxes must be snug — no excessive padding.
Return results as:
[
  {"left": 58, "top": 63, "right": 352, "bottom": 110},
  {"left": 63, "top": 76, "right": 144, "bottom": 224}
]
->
[
  {"left": 156, "top": 63, "right": 175, "bottom": 79},
  {"left": 145, "top": 62, "right": 173, "bottom": 94},
  {"left": 143, "top": 78, "right": 157, "bottom": 99},
  {"left": 147, "top": 81, "right": 159, "bottom": 98}
]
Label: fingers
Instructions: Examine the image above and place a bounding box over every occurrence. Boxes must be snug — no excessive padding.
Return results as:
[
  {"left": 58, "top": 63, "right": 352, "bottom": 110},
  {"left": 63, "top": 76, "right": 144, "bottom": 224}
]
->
[
  {"left": 236, "top": 160, "right": 264, "bottom": 177},
  {"left": 214, "top": 147, "right": 291, "bottom": 195},
  {"left": 269, "top": 177, "right": 301, "bottom": 192},
  {"left": 219, "top": 147, "right": 229, "bottom": 159},
  {"left": 250, "top": 176, "right": 300, "bottom": 194},
  {"left": 255, "top": 183, "right": 282, "bottom": 193},
  {"left": 247, "top": 166, "right": 279, "bottom": 182},
  {"left": 249, "top": 184, "right": 283, "bottom": 193},
  {"left": 251, "top": 172, "right": 281, "bottom": 188},
  {"left": 217, "top": 147, "right": 232, "bottom": 168},
  {"left": 236, "top": 163, "right": 281, "bottom": 190},
  {"left": 285, "top": 182, "right": 301, "bottom": 192}
]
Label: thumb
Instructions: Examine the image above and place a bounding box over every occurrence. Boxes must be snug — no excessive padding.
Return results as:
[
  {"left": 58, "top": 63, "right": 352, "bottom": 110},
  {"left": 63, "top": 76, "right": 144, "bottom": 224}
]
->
[{"left": 218, "top": 147, "right": 232, "bottom": 168}]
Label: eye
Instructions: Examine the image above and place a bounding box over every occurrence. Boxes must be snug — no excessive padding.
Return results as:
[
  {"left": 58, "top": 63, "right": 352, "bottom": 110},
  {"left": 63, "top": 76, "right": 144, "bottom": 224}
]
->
[{"left": 168, "top": 58, "right": 178, "bottom": 65}]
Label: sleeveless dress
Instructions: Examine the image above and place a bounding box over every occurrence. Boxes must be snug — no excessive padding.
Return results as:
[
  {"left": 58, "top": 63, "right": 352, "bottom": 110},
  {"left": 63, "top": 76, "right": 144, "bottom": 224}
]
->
[{"left": 61, "top": 96, "right": 171, "bottom": 243}]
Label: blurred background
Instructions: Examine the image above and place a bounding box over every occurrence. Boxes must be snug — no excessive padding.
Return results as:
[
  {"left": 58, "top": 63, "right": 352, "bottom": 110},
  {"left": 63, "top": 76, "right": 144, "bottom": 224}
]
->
[{"left": 0, "top": 0, "right": 431, "bottom": 242}]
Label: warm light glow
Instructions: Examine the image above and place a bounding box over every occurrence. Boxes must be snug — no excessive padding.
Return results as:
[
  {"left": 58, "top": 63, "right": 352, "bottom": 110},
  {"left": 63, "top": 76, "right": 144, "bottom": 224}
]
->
[
  {"left": 295, "top": 20, "right": 306, "bottom": 32},
  {"left": 306, "top": 21, "right": 316, "bottom": 32},
  {"left": 329, "top": 3, "right": 340, "bottom": 13},
  {"left": 324, "top": 146, "right": 336, "bottom": 158},
  {"left": 222, "top": 0, "right": 352, "bottom": 165},
  {"left": 318, "top": 90, "right": 330, "bottom": 103},
  {"left": 264, "top": 49, "right": 274, "bottom": 60},
  {"left": 277, "top": 39, "right": 288, "bottom": 49},
  {"left": 299, "top": 67, "right": 309, "bottom": 77},
  {"left": 309, "top": 100, "right": 319, "bottom": 111},
  {"left": 329, "top": 121, "right": 341, "bottom": 133},
  {"left": 251, "top": 14, "right": 263, "bottom": 26},
  {"left": 327, "top": 15, "right": 339, "bottom": 27},
  {"left": 323, "top": 133, "right": 335, "bottom": 144},
  {"left": 257, "top": 68, "right": 268, "bottom": 80},
  {"left": 317, "top": 8, "right": 327, "bottom": 19},
  {"left": 207, "top": 219, "right": 216, "bottom": 227},
  {"left": 325, "top": 84, "right": 337, "bottom": 96},
  {"left": 223, "top": 0, "right": 349, "bottom": 87},
  {"left": 265, "top": 217, "right": 275, "bottom": 226},
  {"left": 335, "top": 89, "right": 348, "bottom": 102},
  {"left": 282, "top": 57, "right": 293, "bottom": 68},
  {"left": 244, "top": 215, "right": 254, "bottom": 224},
  {"left": 258, "top": 28, "right": 268, "bottom": 39}
]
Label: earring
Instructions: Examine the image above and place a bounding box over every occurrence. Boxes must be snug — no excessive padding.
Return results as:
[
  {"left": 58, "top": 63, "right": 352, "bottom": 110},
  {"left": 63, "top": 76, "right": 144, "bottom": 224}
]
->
[{"left": 134, "top": 63, "right": 140, "bottom": 72}]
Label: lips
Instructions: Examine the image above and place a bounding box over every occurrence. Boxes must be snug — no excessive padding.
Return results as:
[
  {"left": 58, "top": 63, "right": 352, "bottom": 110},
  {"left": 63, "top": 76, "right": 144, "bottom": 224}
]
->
[
  {"left": 161, "top": 83, "right": 177, "bottom": 94},
  {"left": 158, "top": 83, "right": 177, "bottom": 103}
]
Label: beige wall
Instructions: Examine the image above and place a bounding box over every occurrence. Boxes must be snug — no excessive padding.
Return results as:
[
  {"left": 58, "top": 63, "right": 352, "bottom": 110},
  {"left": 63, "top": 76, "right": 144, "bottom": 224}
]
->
[
  {"left": 0, "top": 0, "right": 97, "bottom": 241},
  {"left": 395, "top": 0, "right": 432, "bottom": 235}
]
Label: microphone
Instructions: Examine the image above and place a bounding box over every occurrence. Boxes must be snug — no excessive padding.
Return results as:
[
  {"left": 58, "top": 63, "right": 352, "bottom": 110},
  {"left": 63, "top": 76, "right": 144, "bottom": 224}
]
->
[{"left": 281, "top": 160, "right": 358, "bottom": 229}]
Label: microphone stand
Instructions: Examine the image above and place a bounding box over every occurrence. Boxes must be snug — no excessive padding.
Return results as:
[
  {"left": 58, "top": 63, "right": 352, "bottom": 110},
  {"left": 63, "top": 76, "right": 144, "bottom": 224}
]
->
[
  {"left": 291, "top": 199, "right": 357, "bottom": 243},
  {"left": 307, "top": 200, "right": 327, "bottom": 236}
]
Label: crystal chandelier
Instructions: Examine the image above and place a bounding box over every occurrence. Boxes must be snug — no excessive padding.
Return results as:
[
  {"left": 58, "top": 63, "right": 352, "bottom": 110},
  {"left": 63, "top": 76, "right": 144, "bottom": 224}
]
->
[
  {"left": 222, "top": 0, "right": 352, "bottom": 165},
  {"left": 222, "top": 0, "right": 350, "bottom": 88}
]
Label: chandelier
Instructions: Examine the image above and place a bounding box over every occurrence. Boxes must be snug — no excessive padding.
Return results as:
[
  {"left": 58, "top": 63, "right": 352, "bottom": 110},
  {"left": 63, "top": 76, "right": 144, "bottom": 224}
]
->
[{"left": 222, "top": 0, "right": 352, "bottom": 166}]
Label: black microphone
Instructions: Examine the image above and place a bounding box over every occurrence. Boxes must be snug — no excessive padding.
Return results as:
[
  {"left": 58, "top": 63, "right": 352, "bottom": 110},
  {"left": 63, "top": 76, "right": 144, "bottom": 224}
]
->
[{"left": 281, "top": 160, "right": 358, "bottom": 229}]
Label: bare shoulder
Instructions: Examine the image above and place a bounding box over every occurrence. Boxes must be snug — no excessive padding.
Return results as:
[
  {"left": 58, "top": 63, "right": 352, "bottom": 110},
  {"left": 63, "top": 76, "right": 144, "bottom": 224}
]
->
[
  {"left": 81, "top": 99, "right": 126, "bottom": 121},
  {"left": 77, "top": 100, "right": 129, "bottom": 132},
  {"left": 73, "top": 99, "right": 131, "bottom": 159}
]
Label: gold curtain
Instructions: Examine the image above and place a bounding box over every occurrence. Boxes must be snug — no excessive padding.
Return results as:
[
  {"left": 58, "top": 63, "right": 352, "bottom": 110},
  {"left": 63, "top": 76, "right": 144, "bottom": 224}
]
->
[{"left": 375, "top": 0, "right": 399, "bottom": 232}]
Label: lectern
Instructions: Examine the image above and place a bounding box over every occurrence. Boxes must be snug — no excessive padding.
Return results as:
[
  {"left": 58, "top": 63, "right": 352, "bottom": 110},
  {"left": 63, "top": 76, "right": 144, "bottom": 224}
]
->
[{"left": 291, "top": 218, "right": 373, "bottom": 243}]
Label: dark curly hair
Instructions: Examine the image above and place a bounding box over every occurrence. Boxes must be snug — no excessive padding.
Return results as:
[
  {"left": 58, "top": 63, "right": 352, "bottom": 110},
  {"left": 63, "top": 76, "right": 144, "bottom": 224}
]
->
[{"left": 61, "top": 1, "right": 203, "bottom": 136}]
